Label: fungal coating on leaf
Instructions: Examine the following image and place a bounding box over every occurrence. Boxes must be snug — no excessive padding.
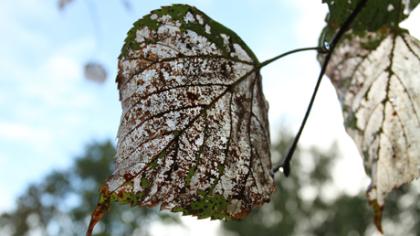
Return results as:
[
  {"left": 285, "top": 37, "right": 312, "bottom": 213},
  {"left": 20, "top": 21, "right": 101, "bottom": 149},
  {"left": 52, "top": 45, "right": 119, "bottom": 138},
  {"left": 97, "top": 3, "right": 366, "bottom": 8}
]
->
[
  {"left": 326, "top": 30, "right": 420, "bottom": 208},
  {"left": 108, "top": 4, "right": 274, "bottom": 219}
]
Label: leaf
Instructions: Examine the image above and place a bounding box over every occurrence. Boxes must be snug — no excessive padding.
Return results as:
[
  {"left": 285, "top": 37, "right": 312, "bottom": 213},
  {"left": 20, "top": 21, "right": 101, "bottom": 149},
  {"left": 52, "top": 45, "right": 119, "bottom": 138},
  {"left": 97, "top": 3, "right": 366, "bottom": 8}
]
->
[
  {"left": 321, "top": 0, "right": 419, "bottom": 42},
  {"left": 325, "top": 29, "right": 420, "bottom": 230},
  {"left": 58, "top": 0, "right": 74, "bottom": 11},
  {"left": 84, "top": 61, "right": 107, "bottom": 83},
  {"left": 97, "top": 4, "right": 274, "bottom": 224}
]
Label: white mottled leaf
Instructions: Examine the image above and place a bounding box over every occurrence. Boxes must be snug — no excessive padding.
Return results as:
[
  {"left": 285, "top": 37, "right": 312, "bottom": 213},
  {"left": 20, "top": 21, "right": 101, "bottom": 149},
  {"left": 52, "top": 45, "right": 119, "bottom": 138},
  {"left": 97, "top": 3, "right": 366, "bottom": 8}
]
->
[
  {"left": 103, "top": 4, "right": 274, "bottom": 220},
  {"left": 326, "top": 30, "right": 420, "bottom": 221}
]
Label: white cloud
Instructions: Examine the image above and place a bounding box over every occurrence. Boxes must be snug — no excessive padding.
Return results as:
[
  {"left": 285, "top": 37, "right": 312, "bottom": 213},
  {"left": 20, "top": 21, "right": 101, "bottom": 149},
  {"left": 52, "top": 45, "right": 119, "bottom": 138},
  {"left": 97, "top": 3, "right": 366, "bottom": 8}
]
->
[
  {"left": 401, "top": 7, "right": 420, "bottom": 38},
  {"left": 0, "top": 187, "right": 13, "bottom": 212},
  {"left": 290, "top": 0, "right": 328, "bottom": 45},
  {"left": 0, "top": 0, "right": 56, "bottom": 22},
  {"left": 0, "top": 122, "right": 52, "bottom": 142},
  {"left": 45, "top": 55, "right": 81, "bottom": 80}
]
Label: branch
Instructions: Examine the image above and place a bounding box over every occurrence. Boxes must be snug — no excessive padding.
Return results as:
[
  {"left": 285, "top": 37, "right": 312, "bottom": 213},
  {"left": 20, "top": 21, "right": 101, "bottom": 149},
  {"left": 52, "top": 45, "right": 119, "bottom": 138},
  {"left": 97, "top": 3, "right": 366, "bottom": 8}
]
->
[
  {"left": 259, "top": 47, "right": 324, "bottom": 68},
  {"left": 271, "top": 0, "right": 369, "bottom": 177}
]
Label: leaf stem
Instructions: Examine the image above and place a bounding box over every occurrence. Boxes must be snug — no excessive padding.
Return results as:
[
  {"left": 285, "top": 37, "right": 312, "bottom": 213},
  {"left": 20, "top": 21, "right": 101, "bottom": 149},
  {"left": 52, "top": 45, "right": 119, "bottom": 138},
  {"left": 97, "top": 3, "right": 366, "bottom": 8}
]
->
[
  {"left": 259, "top": 47, "right": 324, "bottom": 68},
  {"left": 272, "top": 0, "right": 369, "bottom": 177},
  {"left": 86, "top": 194, "right": 111, "bottom": 236}
]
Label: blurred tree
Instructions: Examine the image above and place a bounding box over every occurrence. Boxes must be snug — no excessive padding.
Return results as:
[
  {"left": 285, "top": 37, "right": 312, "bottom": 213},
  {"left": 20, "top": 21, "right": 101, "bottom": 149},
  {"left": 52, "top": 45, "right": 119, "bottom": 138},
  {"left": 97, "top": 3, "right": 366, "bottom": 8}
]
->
[
  {"left": 0, "top": 141, "right": 180, "bottom": 236},
  {"left": 222, "top": 133, "right": 420, "bottom": 236}
]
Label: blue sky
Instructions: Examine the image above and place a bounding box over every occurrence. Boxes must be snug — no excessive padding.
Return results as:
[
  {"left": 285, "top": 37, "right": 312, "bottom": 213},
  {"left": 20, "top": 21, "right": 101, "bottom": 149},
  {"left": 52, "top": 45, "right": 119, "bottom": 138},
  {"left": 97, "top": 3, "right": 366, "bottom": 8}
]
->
[{"left": 0, "top": 0, "right": 419, "bottom": 234}]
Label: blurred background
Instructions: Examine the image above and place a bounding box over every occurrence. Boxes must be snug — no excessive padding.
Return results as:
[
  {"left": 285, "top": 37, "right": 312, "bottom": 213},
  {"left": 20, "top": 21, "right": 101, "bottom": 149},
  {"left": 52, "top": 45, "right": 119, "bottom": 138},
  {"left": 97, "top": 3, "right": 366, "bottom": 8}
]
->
[{"left": 0, "top": 0, "right": 419, "bottom": 235}]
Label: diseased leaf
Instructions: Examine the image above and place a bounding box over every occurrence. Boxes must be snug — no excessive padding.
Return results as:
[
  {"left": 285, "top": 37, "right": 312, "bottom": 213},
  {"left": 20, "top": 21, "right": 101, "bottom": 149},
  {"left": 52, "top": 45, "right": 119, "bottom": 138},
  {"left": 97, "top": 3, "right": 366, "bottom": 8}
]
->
[
  {"left": 325, "top": 29, "right": 420, "bottom": 229},
  {"left": 99, "top": 4, "right": 274, "bottom": 222},
  {"left": 321, "top": 0, "right": 420, "bottom": 43},
  {"left": 323, "top": 0, "right": 419, "bottom": 32}
]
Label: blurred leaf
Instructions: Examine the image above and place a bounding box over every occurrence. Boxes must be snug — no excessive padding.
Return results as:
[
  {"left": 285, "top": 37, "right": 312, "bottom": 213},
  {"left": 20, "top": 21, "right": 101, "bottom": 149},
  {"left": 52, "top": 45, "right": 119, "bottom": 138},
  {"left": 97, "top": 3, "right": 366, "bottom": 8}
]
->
[
  {"left": 325, "top": 29, "right": 420, "bottom": 230},
  {"left": 58, "top": 0, "right": 74, "bottom": 11},
  {"left": 84, "top": 62, "right": 107, "bottom": 83}
]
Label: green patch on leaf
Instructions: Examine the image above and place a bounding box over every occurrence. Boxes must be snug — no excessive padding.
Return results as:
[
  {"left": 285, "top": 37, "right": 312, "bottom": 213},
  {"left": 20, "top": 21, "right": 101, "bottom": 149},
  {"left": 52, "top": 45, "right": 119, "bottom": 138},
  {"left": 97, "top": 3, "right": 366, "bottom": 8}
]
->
[
  {"left": 181, "top": 193, "right": 230, "bottom": 220},
  {"left": 119, "top": 4, "right": 258, "bottom": 62},
  {"left": 323, "top": 0, "right": 419, "bottom": 33},
  {"left": 184, "top": 166, "right": 197, "bottom": 186},
  {"left": 109, "top": 190, "right": 145, "bottom": 206},
  {"left": 344, "top": 112, "right": 358, "bottom": 130},
  {"left": 360, "top": 33, "right": 386, "bottom": 50},
  {"left": 149, "top": 158, "right": 159, "bottom": 169},
  {"left": 140, "top": 177, "right": 152, "bottom": 189}
]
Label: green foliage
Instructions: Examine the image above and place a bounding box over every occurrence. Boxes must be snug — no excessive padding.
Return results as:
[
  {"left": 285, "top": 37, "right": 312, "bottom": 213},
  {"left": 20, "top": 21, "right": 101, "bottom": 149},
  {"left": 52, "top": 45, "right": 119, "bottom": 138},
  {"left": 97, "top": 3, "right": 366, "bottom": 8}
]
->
[
  {"left": 0, "top": 141, "right": 180, "bottom": 236},
  {"left": 182, "top": 192, "right": 229, "bottom": 220}
]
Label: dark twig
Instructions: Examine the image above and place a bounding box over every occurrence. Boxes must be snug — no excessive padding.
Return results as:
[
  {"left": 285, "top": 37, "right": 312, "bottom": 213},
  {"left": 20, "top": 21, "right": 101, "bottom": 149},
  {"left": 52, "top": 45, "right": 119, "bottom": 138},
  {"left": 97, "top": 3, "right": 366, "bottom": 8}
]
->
[
  {"left": 271, "top": 0, "right": 369, "bottom": 177},
  {"left": 259, "top": 47, "right": 324, "bottom": 68}
]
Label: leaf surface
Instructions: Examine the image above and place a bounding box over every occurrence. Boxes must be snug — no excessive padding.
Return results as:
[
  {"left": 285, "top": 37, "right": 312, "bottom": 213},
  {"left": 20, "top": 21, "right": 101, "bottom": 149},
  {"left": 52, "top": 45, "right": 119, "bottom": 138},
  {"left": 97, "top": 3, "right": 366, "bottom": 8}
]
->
[
  {"left": 325, "top": 30, "right": 420, "bottom": 228},
  {"left": 323, "top": 0, "right": 419, "bottom": 33},
  {"left": 104, "top": 4, "right": 274, "bottom": 220}
]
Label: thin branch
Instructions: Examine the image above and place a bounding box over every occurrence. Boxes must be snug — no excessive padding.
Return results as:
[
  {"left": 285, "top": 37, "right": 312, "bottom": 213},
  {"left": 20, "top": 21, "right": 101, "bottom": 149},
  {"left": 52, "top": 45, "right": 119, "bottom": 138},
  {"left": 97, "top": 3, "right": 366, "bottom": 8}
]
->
[
  {"left": 259, "top": 47, "right": 324, "bottom": 68},
  {"left": 272, "top": 0, "right": 369, "bottom": 177}
]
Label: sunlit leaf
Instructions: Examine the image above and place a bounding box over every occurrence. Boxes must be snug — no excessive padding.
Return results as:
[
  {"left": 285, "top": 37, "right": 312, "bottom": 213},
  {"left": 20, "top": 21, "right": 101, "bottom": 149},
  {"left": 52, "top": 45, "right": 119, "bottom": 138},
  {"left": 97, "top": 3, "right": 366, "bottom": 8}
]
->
[
  {"left": 325, "top": 29, "right": 420, "bottom": 230},
  {"left": 94, "top": 4, "right": 274, "bottom": 225}
]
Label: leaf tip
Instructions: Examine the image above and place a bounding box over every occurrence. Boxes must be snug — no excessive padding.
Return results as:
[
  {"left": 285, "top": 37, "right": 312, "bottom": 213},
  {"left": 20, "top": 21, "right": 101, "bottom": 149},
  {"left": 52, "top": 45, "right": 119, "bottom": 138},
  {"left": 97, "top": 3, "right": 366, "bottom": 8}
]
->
[
  {"left": 371, "top": 201, "right": 384, "bottom": 234},
  {"left": 367, "top": 188, "right": 384, "bottom": 234}
]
